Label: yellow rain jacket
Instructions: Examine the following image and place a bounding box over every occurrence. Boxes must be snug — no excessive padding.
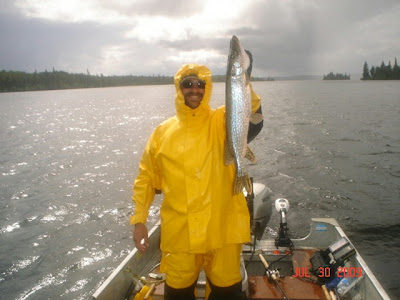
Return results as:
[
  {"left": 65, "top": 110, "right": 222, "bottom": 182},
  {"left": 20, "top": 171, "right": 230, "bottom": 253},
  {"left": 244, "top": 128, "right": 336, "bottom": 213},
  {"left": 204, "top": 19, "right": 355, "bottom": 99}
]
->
[{"left": 130, "top": 64, "right": 261, "bottom": 253}]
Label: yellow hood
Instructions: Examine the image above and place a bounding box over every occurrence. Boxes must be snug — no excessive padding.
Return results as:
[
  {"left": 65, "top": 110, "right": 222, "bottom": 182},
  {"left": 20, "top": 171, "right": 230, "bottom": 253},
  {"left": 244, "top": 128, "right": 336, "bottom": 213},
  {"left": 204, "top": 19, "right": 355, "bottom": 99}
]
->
[{"left": 174, "top": 64, "right": 213, "bottom": 118}]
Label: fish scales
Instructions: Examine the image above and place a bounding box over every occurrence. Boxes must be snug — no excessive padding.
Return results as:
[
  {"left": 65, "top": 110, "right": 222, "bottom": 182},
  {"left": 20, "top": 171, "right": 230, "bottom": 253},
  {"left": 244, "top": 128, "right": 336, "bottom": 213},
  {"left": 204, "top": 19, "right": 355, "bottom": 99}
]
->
[{"left": 225, "top": 35, "right": 256, "bottom": 195}]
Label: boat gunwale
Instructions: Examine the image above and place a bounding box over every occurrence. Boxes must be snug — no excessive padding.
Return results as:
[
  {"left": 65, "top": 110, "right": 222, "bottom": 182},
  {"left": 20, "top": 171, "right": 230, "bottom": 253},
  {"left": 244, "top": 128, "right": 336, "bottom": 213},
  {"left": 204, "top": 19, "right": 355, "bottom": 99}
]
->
[
  {"left": 91, "top": 218, "right": 391, "bottom": 300},
  {"left": 91, "top": 220, "right": 161, "bottom": 300}
]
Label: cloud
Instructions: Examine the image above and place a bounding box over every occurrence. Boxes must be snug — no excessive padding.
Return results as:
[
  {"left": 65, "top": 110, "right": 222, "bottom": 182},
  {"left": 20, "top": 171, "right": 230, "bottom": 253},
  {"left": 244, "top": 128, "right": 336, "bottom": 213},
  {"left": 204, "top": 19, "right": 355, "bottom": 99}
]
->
[
  {"left": 308, "top": 1, "right": 400, "bottom": 74},
  {"left": 0, "top": 12, "right": 126, "bottom": 73},
  {"left": 213, "top": 0, "right": 400, "bottom": 76},
  {"left": 97, "top": 0, "right": 205, "bottom": 18},
  {"left": 1, "top": 0, "right": 400, "bottom": 77},
  {"left": 222, "top": 1, "right": 320, "bottom": 76}
]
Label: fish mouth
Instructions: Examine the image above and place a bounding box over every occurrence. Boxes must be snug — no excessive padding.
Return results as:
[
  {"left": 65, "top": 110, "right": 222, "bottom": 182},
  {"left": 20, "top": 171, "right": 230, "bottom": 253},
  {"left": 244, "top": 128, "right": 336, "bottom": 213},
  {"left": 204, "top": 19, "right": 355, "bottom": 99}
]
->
[
  {"left": 229, "top": 35, "right": 242, "bottom": 56},
  {"left": 228, "top": 35, "right": 248, "bottom": 75}
]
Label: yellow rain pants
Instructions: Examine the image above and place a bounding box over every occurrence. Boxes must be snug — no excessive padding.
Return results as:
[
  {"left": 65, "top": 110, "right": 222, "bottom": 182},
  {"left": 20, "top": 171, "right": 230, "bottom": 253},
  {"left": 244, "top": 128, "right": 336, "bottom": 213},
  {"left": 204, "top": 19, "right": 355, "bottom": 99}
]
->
[{"left": 160, "top": 243, "right": 242, "bottom": 289}]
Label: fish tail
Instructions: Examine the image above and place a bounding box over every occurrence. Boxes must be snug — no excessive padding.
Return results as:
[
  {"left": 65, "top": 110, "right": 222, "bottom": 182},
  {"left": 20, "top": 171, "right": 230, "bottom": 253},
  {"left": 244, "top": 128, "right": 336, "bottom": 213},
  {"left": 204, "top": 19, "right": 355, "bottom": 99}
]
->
[{"left": 234, "top": 174, "right": 253, "bottom": 195}]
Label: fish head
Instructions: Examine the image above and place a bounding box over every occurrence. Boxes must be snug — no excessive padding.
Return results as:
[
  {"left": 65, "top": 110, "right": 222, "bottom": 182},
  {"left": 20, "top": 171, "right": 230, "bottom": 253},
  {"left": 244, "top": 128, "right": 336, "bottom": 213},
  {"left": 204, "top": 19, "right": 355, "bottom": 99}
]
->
[{"left": 228, "top": 35, "right": 250, "bottom": 76}]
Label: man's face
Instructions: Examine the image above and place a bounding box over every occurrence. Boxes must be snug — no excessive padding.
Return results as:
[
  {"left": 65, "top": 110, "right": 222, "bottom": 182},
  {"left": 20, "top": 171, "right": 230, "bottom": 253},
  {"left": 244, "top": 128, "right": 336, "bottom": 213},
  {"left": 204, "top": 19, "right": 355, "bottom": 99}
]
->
[{"left": 180, "top": 77, "right": 206, "bottom": 109}]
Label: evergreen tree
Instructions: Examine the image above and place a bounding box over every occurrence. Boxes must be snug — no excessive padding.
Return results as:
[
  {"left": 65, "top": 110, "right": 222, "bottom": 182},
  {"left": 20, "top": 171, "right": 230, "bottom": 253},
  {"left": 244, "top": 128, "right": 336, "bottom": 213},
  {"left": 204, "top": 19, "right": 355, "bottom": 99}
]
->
[
  {"left": 376, "top": 61, "right": 387, "bottom": 80},
  {"left": 360, "top": 59, "right": 400, "bottom": 80},
  {"left": 386, "top": 61, "right": 393, "bottom": 79},
  {"left": 362, "top": 62, "right": 370, "bottom": 80},
  {"left": 393, "top": 58, "right": 400, "bottom": 80},
  {"left": 370, "top": 66, "right": 376, "bottom": 79}
]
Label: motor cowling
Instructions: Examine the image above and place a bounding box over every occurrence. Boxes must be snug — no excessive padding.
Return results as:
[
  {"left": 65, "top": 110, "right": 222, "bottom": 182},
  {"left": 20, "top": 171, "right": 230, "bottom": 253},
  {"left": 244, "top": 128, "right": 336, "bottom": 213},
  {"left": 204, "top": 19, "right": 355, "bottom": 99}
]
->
[{"left": 246, "top": 183, "right": 272, "bottom": 240}]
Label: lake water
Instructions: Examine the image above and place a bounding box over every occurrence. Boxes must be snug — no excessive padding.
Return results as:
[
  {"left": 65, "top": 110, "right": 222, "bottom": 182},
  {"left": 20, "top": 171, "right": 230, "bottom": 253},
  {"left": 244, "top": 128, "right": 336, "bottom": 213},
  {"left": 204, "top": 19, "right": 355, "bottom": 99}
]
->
[{"left": 0, "top": 81, "right": 399, "bottom": 299}]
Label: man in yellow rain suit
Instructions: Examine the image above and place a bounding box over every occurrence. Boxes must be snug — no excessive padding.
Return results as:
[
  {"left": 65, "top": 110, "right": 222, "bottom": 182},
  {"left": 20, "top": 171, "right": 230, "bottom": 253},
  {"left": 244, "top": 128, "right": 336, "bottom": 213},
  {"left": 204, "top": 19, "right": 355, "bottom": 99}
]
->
[{"left": 130, "top": 60, "right": 263, "bottom": 299}]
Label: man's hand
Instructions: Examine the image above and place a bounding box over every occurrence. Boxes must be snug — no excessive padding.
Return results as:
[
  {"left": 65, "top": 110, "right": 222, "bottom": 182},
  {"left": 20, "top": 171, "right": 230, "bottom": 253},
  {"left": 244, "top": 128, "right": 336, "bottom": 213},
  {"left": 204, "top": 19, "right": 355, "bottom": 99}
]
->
[
  {"left": 133, "top": 223, "right": 149, "bottom": 253},
  {"left": 245, "top": 49, "right": 253, "bottom": 77}
]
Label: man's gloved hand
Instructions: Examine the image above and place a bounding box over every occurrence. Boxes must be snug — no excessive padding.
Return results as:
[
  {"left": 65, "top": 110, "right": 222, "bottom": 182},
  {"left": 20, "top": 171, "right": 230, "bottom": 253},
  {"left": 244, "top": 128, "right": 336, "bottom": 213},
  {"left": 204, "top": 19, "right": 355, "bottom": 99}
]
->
[{"left": 245, "top": 50, "right": 253, "bottom": 77}]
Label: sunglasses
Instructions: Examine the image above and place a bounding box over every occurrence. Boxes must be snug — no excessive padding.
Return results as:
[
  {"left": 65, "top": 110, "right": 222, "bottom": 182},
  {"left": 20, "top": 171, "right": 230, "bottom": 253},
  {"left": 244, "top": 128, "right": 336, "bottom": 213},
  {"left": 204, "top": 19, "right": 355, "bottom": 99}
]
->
[{"left": 180, "top": 78, "right": 206, "bottom": 89}]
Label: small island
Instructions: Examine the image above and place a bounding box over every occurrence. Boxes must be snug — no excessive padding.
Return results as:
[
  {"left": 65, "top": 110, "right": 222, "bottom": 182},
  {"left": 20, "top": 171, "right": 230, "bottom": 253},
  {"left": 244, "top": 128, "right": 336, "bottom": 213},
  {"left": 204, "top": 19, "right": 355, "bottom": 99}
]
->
[
  {"left": 362, "top": 58, "right": 400, "bottom": 80},
  {"left": 323, "top": 72, "right": 350, "bottom": 80}
]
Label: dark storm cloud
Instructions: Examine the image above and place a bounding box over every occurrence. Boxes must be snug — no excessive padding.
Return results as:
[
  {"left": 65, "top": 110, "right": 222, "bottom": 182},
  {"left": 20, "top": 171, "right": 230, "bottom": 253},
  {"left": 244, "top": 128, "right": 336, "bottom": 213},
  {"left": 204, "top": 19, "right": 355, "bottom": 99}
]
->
[
  {"left": 213, "top": 0, "right": 400, "bottom": 76},
  {"left": 0, "top": 12, "right": 125, "bottom": 73}
]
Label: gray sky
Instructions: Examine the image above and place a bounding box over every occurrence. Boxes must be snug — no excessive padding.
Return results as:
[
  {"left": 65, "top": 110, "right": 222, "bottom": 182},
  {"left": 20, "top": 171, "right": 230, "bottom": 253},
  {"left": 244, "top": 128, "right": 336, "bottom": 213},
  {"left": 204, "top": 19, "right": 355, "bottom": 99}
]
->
[{"left": 1, "top": 0, "right": 399, "bottom": 77}]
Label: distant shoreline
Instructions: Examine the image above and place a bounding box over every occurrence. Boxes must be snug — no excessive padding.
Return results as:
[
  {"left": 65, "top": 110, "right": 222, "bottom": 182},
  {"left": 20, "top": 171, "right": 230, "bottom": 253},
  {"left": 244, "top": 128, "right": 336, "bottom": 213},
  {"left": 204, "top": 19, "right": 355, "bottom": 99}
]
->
[
  {"left": 0, "top": 69, "right": 280, "bottom": 93},
  {"left": 3, "top": 69, "right": 395, "bottom": 93}
]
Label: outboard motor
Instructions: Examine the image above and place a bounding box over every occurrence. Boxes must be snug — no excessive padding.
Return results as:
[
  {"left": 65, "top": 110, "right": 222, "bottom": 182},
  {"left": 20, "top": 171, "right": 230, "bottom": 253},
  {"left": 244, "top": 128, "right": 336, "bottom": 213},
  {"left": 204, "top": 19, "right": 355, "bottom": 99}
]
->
[{"left": 245, "top": 182, "right": 272, "bottom": 240}]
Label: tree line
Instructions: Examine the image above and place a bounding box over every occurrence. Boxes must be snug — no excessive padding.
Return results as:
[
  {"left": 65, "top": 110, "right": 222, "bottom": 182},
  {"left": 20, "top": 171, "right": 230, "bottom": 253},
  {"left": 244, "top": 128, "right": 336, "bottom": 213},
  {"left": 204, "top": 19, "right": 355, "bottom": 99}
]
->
[
  {"left": 323, "top": 72, "right": 350, "bottom": 80},
  {"left": 0, "top": 69, "right": 271, "bottom": 93},
  {"left": 0, "top": 69, "right": 175, "bottom": 92},
  {"left": 362, "top": 58, "right": 400, "bottom": 80}
]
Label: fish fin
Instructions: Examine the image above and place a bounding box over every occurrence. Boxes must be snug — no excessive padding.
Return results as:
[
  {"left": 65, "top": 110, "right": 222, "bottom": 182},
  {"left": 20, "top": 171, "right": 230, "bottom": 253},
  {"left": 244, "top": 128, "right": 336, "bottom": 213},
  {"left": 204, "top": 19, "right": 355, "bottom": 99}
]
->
[
  {"left": 234, "top": 174, "right": 253, "bottom": 195},
  {"left": 250, "top": 113, "right": 264, "bottom": 125},
  {"left": 224, "top": 144, "right": 235, "bottom": 165},
  {"left": 245, "top": 146, "right": 256, "bottom": 163}
]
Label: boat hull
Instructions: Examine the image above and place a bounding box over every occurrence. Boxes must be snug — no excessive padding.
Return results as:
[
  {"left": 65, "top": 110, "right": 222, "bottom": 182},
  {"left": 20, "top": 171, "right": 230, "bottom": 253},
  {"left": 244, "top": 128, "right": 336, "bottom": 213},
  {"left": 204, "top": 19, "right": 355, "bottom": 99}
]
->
[{"left": 92, "top": 182, "right": 390, "bottom": 300}]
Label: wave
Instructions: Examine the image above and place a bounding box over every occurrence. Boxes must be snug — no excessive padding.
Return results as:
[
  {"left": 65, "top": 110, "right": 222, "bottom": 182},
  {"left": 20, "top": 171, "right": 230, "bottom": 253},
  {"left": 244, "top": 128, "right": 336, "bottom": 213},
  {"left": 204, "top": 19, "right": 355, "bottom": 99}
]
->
[{"left": 349, "top": 223, "right": 400, "bottom": 238}]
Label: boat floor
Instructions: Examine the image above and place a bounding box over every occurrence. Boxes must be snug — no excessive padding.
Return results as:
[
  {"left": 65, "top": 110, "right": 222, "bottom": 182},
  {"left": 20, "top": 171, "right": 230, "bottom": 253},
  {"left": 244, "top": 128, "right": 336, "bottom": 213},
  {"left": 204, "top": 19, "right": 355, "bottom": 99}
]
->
[{"left": 138, "top": 249, "right": 327, "bottom": 300}]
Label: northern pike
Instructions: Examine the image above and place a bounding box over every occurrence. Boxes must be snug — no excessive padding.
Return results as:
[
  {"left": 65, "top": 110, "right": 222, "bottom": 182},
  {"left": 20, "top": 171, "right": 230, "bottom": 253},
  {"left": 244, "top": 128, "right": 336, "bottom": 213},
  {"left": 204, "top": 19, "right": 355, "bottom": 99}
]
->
[{"left": 225, "top": 35, "right": 260, "bottom": 195}]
